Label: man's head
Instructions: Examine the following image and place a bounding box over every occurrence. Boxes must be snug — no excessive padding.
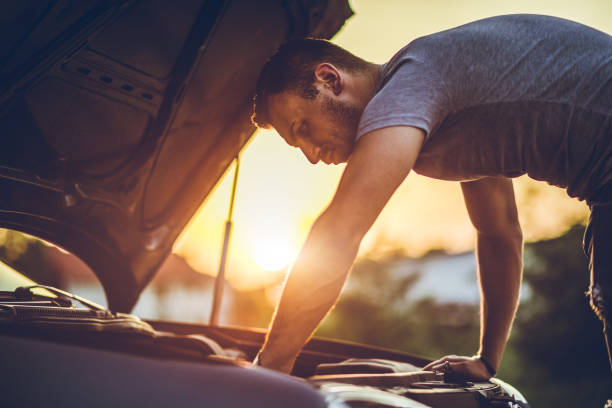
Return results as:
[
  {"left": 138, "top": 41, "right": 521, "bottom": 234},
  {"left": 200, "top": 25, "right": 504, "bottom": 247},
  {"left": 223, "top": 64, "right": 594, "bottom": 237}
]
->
[{"left": 252, "top": 38, "right": 377, "bottom": 164}]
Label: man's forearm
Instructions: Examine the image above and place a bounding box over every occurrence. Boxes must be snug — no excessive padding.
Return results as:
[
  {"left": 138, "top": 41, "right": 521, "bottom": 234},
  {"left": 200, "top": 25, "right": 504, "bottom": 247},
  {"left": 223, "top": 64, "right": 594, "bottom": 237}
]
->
[
  {"left": 257, "top": 212, "right": 361, "bottom": 372},
  {"left": 476, "top": 225, "right": 523, "bottom": 370},
  {"left": 254, "top": 127, "right": 424, "bottom": 372}
]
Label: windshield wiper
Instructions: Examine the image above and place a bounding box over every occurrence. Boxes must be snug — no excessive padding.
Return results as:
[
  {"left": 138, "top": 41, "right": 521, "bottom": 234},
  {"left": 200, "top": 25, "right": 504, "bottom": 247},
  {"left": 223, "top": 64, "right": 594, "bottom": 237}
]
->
[
  {"left": 14, "top": 285, "right": 107, "bottom": 312},
  {"left": 2, "top": 285, "right": 156, "bottom": 335}
]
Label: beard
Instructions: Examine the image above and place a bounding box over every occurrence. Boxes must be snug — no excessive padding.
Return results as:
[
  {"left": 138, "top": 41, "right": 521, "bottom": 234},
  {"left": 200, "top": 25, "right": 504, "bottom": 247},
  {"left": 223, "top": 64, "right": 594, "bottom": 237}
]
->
[{"left": 321, "top": 95, "right": 363, "bottom": 143}]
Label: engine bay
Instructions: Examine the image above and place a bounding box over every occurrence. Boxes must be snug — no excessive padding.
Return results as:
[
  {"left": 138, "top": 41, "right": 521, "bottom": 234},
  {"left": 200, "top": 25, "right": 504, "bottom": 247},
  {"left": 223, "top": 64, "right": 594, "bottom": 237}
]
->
[{"left": 0, "top": 286, "right": 529, "bottom": 408}]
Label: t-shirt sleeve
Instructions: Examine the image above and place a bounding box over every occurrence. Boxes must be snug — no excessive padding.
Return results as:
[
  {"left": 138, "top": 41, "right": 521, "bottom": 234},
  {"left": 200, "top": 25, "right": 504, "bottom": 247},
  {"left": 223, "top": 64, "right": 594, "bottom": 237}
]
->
[{"left": 356, "top": 60, "right": 448, "bottom": 142}]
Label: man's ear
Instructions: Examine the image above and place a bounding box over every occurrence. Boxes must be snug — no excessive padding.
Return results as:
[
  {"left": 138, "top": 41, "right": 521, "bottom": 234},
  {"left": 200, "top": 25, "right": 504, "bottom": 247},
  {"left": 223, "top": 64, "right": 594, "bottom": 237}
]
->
[{"left": 313, "top": 63, "right": 342, "bottom": 95}]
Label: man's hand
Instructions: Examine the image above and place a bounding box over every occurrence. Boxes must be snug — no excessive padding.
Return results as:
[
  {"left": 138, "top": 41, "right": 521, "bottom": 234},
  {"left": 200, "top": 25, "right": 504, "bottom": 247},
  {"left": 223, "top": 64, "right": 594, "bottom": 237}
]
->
[{"left": 423, "top": 355, "right": 493, "bottom": 381}]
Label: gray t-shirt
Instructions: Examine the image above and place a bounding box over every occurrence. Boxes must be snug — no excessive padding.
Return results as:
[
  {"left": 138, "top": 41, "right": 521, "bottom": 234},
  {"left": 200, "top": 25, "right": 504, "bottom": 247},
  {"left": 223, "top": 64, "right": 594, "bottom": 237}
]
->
[{"left": 356, "top": 14, "right": 612, "bottom": 204}]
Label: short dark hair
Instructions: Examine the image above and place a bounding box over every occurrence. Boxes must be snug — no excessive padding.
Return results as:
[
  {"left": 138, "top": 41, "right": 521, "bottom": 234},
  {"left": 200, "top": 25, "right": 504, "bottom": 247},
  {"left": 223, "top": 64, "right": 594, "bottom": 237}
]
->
[{"left": 251, "top": 38, "right": 369, "bottom": 128}]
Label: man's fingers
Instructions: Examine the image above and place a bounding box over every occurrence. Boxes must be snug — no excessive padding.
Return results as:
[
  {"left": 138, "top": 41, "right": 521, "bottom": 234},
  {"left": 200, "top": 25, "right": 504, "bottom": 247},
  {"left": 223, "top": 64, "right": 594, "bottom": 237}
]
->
[
  {"left": 424, "top": 360, "right": 461, "bottom": 373},
  {"left": 422, "top": 356, "right": 491, "bottom": 381},
  {"left": 428, "top": 363, "right": 450, "bottom": 372},
  {"left": 423, "top": 360, "right": 447, "bottom": 370},
  {"left": 422, "top": 355, "right": 463, "bottom": 370},
  {"left": 425, "top": 361, "right": 464, "bottom": 375},
  {"left": 422, "top": 361, "right": 440, "bottom": 370}
]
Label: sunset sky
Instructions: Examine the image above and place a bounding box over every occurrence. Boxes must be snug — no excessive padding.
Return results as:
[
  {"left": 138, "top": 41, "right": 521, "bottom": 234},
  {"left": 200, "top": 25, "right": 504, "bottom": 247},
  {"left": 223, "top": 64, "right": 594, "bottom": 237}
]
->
[{"left": 175, "top": 0, "right": 612, "bottom": 291}]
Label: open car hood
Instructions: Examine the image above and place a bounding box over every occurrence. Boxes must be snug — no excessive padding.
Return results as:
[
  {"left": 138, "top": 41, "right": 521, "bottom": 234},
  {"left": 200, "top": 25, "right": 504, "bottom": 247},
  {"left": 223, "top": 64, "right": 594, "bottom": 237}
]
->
[{"left": 0, "top": 0, "right": 353, "bottom": 312}]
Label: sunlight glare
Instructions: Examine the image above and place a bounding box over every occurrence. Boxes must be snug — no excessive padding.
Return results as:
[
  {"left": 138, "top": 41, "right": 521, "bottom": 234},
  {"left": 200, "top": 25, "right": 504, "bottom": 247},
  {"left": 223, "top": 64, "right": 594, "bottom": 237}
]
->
[{"left": 253, "top": 237, "right": 294, "bottom": 271}]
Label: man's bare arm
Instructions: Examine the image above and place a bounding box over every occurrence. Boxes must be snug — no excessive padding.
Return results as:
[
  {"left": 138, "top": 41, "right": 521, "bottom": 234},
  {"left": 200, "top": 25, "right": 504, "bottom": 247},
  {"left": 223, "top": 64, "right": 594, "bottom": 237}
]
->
[
  {"left": 424, "top": 177, "right": 523, "bottom": 379},
  {"left": 256, "top": 126, "right": 425, "bottom": 373}
]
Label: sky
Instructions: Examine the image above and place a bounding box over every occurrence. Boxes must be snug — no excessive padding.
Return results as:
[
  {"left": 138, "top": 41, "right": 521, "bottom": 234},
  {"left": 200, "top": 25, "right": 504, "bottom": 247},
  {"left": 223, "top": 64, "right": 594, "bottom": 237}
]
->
[{"left": 174, "top": 0, "right": 612, "bottom": 291}]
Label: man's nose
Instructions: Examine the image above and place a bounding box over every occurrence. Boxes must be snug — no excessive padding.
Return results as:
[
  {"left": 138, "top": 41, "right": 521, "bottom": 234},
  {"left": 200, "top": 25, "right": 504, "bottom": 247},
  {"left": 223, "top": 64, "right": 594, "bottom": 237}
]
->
[{"left": 301, "top": 145, "right": 321, "bottom": 164}]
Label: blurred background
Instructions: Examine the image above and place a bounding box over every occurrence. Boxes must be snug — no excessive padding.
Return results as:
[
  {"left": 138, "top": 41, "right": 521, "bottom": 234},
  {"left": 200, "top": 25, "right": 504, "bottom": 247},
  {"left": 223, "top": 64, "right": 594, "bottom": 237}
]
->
[{"left": 2, "top": 1, "right": 612, "bottom": 406}]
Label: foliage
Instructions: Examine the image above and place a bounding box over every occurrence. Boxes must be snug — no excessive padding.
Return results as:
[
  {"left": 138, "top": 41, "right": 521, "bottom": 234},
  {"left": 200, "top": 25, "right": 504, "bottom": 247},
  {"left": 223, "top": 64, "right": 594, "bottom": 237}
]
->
[
  {"left": 316, "top": 257, "right": 480, "bottom": 359},
  {"left": 230, "top": 287, "right": 275, "bottom": 328}
]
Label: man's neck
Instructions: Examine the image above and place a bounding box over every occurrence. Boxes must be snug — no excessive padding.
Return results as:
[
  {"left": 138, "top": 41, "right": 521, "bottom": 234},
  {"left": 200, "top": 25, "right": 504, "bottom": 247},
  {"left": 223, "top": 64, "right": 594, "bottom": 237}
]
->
[{"left": 353, "top": 63, "right": 383, "bottom": 110}]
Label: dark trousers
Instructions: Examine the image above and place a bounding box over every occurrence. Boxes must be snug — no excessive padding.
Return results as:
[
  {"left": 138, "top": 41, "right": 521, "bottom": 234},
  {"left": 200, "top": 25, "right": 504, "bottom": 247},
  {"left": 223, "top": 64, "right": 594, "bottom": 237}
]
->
[{"left": 583, "top": 202, "right": 612, "bottom": 372}]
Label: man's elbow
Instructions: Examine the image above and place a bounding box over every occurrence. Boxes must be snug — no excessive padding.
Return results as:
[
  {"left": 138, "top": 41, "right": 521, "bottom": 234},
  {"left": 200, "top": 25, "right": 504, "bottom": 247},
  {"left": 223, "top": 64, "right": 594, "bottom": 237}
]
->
[{"left": 477, "top": 221, "right": 523, "bottom": 246}]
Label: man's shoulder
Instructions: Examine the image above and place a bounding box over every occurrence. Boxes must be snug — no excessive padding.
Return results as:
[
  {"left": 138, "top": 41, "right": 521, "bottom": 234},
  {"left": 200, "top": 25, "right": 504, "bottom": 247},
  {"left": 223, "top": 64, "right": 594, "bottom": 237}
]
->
[{"left": 388, "top": 14, "right": 597, "bottom": 61}]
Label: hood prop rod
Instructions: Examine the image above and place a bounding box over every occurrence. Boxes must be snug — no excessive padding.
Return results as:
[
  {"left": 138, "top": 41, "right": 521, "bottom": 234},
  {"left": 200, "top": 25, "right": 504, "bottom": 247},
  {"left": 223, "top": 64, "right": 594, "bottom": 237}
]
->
[{"left": 210, "top": 154, "right": 240, "bottom": 326}]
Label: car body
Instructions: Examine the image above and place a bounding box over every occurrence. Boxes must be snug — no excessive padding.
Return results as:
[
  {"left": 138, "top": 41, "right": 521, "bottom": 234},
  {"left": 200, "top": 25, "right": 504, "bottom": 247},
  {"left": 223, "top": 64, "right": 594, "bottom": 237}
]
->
[{"left": 0, "top": 1, "right": 529, "bottom": 406}]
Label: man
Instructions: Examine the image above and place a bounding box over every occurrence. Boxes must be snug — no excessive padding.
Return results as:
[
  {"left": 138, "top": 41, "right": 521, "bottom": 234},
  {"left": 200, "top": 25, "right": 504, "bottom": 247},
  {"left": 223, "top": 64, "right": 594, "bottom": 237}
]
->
[{"left": 250, "top": 14, "right": 612, "bottom": 383}]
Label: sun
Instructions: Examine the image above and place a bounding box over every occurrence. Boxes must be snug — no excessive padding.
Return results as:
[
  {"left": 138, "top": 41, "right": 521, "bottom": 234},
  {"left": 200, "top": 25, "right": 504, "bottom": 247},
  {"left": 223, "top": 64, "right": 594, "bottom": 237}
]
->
[{"left": 253, "top": 238, "right": 295, "bottom": 271}]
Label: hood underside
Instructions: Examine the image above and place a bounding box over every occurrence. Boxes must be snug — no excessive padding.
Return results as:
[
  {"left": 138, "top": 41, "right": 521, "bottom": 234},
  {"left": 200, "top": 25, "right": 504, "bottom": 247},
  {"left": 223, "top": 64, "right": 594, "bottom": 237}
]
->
[{"left": 0, "top": 0, "right": 353, "bottom": 311}]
